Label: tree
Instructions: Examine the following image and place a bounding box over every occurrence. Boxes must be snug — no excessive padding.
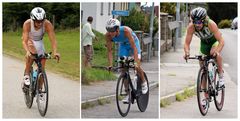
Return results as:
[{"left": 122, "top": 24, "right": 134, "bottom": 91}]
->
[{"left": 3, "top": 3, "right": 80, "bottom": 32}]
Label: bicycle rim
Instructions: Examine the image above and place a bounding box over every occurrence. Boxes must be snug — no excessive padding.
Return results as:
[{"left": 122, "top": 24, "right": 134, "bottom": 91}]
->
[
  {"left": 136, "top": 72, "right": 149, "bottom": 112},
  {"left": 214, "top": 71, "right": 225, "bottom": 111},
  {"left": 37, "top": 72, "right": 49, "bottom": 117},
  {"left": 197, "top": 68, "right": 209, "bottom": 116},
  {"left": 116, "top": 74, "right": 131, "bottom": 117},
  {"left": 23, "top": 70, "right": 34, "bottom": 108}
]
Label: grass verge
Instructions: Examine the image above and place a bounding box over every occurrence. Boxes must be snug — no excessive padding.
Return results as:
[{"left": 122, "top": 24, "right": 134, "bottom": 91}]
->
[
  {"left": 81, "top": 29, "right": 117, "bottom": 84},
  {"left": 176, "top": 87, "right": 196, "bottom": 101},
  {"left": 3, "top": 29, "right": 80, "bottom": 81}
]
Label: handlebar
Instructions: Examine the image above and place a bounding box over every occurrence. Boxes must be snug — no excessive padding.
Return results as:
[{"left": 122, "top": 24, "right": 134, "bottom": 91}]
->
[
  {"left": 186, "top": 55, "right": 216, "bottom": 62},
  {"left": 30, "top": 52, "right": 52, "bottom": 60}
]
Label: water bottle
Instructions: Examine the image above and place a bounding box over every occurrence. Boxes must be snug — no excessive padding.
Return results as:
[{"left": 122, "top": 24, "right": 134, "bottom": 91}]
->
[
  {"left": 32, "top": 70, "right": 38, "bottom": 82},
  {"left": 133, "top": 75, "right": 137, "bottom": 90}
]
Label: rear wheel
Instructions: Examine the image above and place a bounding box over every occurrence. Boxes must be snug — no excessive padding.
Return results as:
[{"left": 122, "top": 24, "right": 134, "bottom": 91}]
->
[
  {"left": 23, "top": 69, "right": 34, "bottom": 108},
  {"left": 214, "top": 69, "right": 225, "bottom": 111},
  {"left": 116, "top": 74, "right": 131, "bottom": 117},
  {"left": 136, "top": 72, "right": 149, "bottom": 112},
  {"left": 197, "top": 67, "right": 209, "bottom": 116},
  {"left": 36, "top": 72, "right": 49, "bottom": 117}
]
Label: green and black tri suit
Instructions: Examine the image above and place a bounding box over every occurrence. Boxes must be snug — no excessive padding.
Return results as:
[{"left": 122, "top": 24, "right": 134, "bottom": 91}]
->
[{"left": 194, "top": 18, "right": 219, "bottom": 55}]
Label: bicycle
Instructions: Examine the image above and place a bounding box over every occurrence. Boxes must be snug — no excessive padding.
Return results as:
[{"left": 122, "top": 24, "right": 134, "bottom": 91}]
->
[
  {"left": 115, "top": 56, "right": 149, "bottom": 117},
  {"left": 187, "top": 55, "right": 225, "bottom": 116},
  {"left": 22, "top": 52, "right": 52, "bottom": 117}
]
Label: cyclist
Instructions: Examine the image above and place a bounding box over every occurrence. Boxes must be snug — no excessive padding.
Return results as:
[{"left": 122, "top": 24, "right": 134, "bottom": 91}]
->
[
  {"left": 22, "top": 7, "right": 60, "bottom": 89},
  {"left": 184, "top": 7, "right": 225, "bottom": 89},
  {"left": 105, "top": 18, "right": 148, "bottom": 103}
]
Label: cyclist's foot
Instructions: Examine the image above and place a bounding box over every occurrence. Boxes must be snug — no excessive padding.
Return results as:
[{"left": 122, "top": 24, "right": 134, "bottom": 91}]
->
[
  {"left": 22, "top": 75, "right": 30, "bottom": 91},
  {"left": 218, "top": 75, "right": 225, "bottom": 88},
  {"left": 122, "top": 95, "right": 129, "bottom": 104},
  {"left": 202, "top": 99, "right": 208, "bottom": 110},
  {"left": 23, "top": 75, "right": 30, "bottom": 85},
  {"left": 141, "top": 81, "right": 148, "bottom": 94}
]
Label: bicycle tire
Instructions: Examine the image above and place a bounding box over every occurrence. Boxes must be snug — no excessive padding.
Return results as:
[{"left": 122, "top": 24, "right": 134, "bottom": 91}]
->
[
  {"left": 36, "top": 72, "right": 49, "bottom": 117},
  {"left": 23, "top": 69, "right": 34, "bottom": 108},
  {"left": 197, "top": 67, "right": 209, "bottom": 116},
  {"left": 116, "top": 74, "right": 131, "bottom": 117},
  {"left": 136, "top": 72, "right": 149, "bottom": 112},
  {"left": 213, "top": 69, "right": 225, "bottom": 111}
]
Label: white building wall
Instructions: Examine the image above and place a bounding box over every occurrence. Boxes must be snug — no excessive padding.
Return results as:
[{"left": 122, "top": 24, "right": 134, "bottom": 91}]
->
[{"left": 81, "top": 2, "right": 113, "bottom": 34}]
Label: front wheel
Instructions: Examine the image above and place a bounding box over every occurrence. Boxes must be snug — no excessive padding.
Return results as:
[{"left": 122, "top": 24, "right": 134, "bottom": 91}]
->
[
  {"left": 136, "top": 72, "right": 149, "bottom": 112},
  {"left": 214, "top": 70, "right": 225, "bottom": 111},
  {"left": 36, "top": 72, "right": 49, "bottom": 117},
  {"left": 197, "top": 67, "right": 209, "bottom": 116},
  {"left": 116, "top": 74, "right": 131, "bottom": 117}
]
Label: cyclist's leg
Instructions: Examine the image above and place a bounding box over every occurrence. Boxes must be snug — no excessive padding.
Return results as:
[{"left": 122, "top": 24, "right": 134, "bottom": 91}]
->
[
  {"left": 23, "top": 39, "right": 36, "bottom": 87},
  {"left": 210, "top": 41, "right": 224, "bottom": 87},
  {"left": 119, "top": 45, "right": 129, "bottom": 93},
  {"left": 25, "top": 39, "right": 37, "bottom": 75},
  {"left": 210, "top": 41, "right": 223, "bottom": 75},
  {"left": 200, "top": 41, "right": 211, "bottom": 98},
  {"left": 133, "top": 39, "right": 145, "bottom": 85}
]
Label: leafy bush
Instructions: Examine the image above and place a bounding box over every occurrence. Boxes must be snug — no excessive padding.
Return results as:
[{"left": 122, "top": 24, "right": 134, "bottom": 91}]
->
[{"left": 218, "top": 19, "right": 232, "bottom": 28}]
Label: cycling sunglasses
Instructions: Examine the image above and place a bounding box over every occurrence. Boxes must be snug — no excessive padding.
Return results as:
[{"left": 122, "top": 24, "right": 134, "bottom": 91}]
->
[
  {"left": 34, "top": 20, "right": 44, "bottom": 24},
  {"left": 106, "top": 27, "right": 117, "bottom": 32},
  {"left": 193, "top": 20, "right": 204, "bottom": 24}
]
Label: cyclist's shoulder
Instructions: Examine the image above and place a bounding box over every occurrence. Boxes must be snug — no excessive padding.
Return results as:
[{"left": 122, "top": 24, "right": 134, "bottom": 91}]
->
[
  {"left": 207, "top": 19, "right": 219, "bottom": 32},
  {"left": 23, "top": 19, "right": 31, "bottom": 26}
]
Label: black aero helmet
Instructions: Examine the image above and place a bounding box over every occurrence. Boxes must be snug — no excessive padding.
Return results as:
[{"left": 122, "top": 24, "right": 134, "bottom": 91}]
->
[{"left": 190, "top": 7, "right": 207, "bottom": 21}]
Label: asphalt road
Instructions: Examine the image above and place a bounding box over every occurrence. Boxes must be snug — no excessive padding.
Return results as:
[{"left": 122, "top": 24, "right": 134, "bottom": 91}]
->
[
  {"left": 3, "top": 55, "right": 80, "bottom": 118},
  {"left": 82, "top": 87, "right": 159, "bottom": 118},
  {"left": 220, "top": 29, "right": 238, "bottom": 84}
]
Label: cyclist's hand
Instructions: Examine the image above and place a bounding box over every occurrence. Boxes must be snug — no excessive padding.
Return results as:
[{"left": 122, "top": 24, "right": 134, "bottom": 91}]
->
[
  {"left": 26, "top": 51, "right": 32, "bottom": 57},
  {"left": 54, "top": 53, "right": 60, "bottom": 63},
  {"left": 183, "top": 53, "right": 190, "bottom": 61},
  {"left": 107, "top": 66, "right": 112, "bottom": 71}
]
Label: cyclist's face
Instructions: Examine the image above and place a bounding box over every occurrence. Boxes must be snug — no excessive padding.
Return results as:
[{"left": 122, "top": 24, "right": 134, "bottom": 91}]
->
[
  {"left": 108, "top": 29, "right": 119, "bottom": 38},
  {"left": 193, "top": 20, "right": 204, "bottom": 30},
  {"left": 34, "top": 20, "right": 44, "bottom": 28}
]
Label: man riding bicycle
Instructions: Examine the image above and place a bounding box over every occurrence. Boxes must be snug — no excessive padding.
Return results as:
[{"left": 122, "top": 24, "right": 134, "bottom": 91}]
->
[
  {"left": 22, "top": 7, "right": 60, "bottom": 89},
  {"left": 105, "top": 18, "right": 148, "bottom": 103},
  {"left": 184, "top": 7, "right": 225, "bottom": 88}
]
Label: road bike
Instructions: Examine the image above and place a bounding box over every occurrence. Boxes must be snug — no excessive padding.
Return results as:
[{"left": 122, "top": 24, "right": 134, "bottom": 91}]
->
[
  {"left": 115, "top": 56, "right": 149, "bottom": 117},
  {"left": 22, "top": 52, "right": 52, "bottom": 117},
  {"left": 187, "top": 55, "right": 225, "bottom": 116}
]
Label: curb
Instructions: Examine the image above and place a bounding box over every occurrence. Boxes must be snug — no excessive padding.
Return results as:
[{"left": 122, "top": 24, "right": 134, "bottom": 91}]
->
[
  {"left": 81, "top": 81, "right": 159, "bottom": 109},
  {"left": 160, "top": 85, "right": 196, "bottom": 107}
]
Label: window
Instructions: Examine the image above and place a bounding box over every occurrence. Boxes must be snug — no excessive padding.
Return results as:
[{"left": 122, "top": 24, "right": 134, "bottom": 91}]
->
[
  {"left": 100, "top": 3, "right": 103, "bottom": 16},
  {"left": 108, "top": 3, "right": 111, "bottom": 16}
]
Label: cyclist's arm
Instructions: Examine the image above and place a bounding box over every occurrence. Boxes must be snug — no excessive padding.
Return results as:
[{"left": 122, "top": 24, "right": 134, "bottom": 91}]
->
[
  {"left": 208, "top": 20, "right": 224, "bottom": 53},
  {"left": 124, "top": 28, "right": 140, "bottom": 65},
  {"left": 184, "top": 24, "right": 194, "bottom": 55},
  {"left": 45, "top": 20, "right": 58, "bottom": 55},
  {"left": 22, "top": 20, "right": 30, "bottom": 52},
  {"left": 105, "top": 33, "right": 113, "bottom": 67}
]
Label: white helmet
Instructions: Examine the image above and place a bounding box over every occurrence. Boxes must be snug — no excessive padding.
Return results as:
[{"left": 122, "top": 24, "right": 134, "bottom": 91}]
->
[
  {"left": 30, "top": 7, "right": 46, "bottom": 21},
  {"left": 106, "top": 18, "right": 120, "bottom": 32}
]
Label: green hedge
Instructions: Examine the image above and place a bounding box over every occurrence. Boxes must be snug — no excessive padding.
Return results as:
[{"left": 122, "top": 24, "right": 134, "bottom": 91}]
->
[{"left": 218, "top": 19, "right": 231, "bottom": 28}]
